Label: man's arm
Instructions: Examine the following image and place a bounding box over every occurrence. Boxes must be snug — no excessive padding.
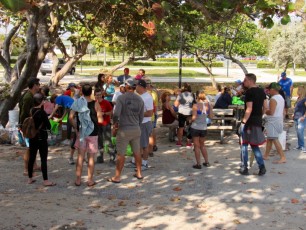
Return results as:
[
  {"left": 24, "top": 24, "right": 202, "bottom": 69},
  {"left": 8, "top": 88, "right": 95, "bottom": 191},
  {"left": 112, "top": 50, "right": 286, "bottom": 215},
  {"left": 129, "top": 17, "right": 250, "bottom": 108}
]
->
[
  {"left": 69, "top": 110, "right": 78, "bottom": 132},
  {"left": 95, "top": 101, "right": 103, "bottom": 124},
  {"left": 48, "top": 104, "right": 59, "bottom": 119},
  {"left": 242, "top": 101, "right": 253, "bottom": 124},
  {"left": 290, "top": 81, "right": 293, "bottom": 98},
  {"left": 265, "top": 99, "right": 276, "bottom": 115}
]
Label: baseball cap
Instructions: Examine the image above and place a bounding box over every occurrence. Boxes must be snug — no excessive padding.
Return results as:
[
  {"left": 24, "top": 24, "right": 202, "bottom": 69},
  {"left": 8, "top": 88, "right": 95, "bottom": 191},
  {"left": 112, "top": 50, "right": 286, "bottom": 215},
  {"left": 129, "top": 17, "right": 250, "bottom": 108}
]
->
[
  {"left": 119, "top": 84, "right": 125, "bottom": 87},
  {"left": 235, "top": 79, "right": 242, "bottom": 84},
  {"left": 137, "top": 79, "right": 147, "bottom": 88},
  {"left": 281, "top": 72, "right": 286, "bottom": 78},
  {"left": 125, "top": 78, "right": 136, "bottom": 87},
  {"left": 267, "top": 82, "right": 281, "bottom": 91},
  {"left": 67, "top": 82, "right": 76, "bottom": 89}
]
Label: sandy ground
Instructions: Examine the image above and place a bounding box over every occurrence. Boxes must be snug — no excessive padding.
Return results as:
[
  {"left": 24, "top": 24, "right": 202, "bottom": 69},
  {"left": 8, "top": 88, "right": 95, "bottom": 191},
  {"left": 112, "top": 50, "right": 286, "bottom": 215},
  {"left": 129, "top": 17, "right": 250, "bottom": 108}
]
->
[{"left": 0, "top": 122, "right": 305, "bottom": 230}]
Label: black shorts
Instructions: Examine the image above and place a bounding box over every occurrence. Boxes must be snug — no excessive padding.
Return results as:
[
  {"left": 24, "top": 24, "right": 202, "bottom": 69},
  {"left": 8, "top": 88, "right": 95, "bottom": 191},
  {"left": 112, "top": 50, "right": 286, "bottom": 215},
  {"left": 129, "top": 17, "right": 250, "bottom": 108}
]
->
[
  {"left": 178, "top": 113, "right": 191, "bottom": 128},
  {"left": 190, "top": 128, "right": 207, "bottom": 138}
]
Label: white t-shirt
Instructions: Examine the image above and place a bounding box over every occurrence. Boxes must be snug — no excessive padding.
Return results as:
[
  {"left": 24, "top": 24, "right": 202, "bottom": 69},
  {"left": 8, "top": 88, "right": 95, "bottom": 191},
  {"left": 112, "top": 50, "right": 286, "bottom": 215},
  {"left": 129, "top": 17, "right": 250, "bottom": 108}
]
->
[
  {"left": 268, "top": 94, "right": 284, "bottom": 118},
  {"left": 140, "top": 92, "right": 154, "bottom": 123},
  {"left": 112, "top": 91, "right": 123, "bottom": 111}
]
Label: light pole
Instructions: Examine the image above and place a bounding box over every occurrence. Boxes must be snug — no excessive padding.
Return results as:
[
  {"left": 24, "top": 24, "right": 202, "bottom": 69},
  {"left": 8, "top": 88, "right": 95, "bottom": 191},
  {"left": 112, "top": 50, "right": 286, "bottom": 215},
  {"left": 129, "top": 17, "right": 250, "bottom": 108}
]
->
[{"left": 178, "top": 26, "right": 183, "bottom": 88}]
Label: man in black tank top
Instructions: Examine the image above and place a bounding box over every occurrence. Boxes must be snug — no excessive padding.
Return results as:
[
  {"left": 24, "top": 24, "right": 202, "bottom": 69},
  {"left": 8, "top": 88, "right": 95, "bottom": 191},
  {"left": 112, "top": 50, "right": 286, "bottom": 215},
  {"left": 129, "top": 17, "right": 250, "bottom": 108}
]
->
[{"left": 69, "top": 84, "right": 103, "bottom": 187}]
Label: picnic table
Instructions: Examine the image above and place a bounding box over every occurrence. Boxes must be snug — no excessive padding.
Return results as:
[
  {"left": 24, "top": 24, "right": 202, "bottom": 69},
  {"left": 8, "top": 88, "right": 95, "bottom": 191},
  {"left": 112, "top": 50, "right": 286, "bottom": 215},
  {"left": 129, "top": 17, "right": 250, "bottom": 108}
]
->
[{"left": 207, "top": 108, "right": 235, "bottom": 143}]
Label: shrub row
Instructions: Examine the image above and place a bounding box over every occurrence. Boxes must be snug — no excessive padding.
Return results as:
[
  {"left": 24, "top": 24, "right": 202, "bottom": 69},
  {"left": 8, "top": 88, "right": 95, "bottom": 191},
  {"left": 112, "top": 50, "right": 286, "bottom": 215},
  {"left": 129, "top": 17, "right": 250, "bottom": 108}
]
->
[{"left": 77, "top": 60, "right": 224, "bottom": 67}]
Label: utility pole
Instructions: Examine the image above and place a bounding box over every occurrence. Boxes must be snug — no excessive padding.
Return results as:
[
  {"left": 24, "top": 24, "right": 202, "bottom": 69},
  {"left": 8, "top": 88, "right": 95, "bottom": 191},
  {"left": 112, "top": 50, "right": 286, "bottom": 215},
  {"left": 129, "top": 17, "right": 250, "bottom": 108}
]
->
[{"left": 178, "top": 26, "right": 183, "bottom": 88}]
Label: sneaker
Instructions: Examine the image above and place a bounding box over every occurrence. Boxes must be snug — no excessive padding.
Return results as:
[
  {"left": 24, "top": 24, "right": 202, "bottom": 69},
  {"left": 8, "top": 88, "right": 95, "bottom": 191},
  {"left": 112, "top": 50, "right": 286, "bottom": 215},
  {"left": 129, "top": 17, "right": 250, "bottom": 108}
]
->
[
  {"left": 239, "top": 167, "right": 249, "bottom": 175},
  {"left": 258, "top": 166, "right": 266, "bottom": 176},
  {"left": 153, "top": 145, "right": 158, "bottom": 152},
  {"left": 68, "top": 157, "right": 75, "bottom": 165},
  {"left": 176, "top": 141, "right": 182, "bottom": 146},
  {"left": 125, "top": 161, "right": 136, "bottom": 168},
  {"left": 96, "top": 155, "right": 104, "bottom": 163},
  {"left": 193, "top": 164, "right": 202, "bottom": 169},
  {"left": 149, "top": 152, "right": 154, "bottom": 157},
  {"left": 203, "top": 162, "right": 211, "bottom": 167},
  {"left": 293, "top": 146, "right": 302, "bottom": 150},
  {"left": 134, "top": 164, "right": 149, "bottom": 171},
  {"left": 302, "top": 147, "right": 306, "bottom": 153},
  {"left": 186, "top": 143, "right": 192, "bottom": 148}
]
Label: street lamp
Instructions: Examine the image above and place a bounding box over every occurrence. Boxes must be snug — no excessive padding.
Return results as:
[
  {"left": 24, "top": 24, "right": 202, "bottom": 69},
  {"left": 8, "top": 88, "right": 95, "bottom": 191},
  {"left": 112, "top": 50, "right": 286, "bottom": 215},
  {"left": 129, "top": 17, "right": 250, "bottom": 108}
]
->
[{"left": 178, "top": 26, "right": 183, "bottom": 88}]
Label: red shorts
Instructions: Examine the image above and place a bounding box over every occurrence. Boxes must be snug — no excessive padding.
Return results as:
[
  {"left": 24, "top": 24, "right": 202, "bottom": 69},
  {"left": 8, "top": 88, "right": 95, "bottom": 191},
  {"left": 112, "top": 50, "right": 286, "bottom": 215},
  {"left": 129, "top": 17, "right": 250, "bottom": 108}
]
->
[{"left": 74, "top": 135, "right": 98, "bottom": 154}]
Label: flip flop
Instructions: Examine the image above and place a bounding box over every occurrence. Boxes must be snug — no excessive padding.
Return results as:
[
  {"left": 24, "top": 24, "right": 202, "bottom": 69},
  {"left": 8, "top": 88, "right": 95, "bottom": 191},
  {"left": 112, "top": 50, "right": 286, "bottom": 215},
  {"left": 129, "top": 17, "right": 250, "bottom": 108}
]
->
[
  {"left": 273, "top": 161, "right": 286, "bottom": 164},
  {"left": 28, "top": 179, "right": 36, "bottom": 184},
  {"left": 75, "top": 182, "right": 81, "bottom": 187},
  {"left": 44, "top": 182, "right": 56, "bottom": 187},
  {"left": 133, "top": 174, "right": 144, "bottom": 180},
  {"left": 107, "top": 178, "right": 121, "bottom": 183},
  {"left": 87, "top": 181, "right": 97, "bottom": 187}
]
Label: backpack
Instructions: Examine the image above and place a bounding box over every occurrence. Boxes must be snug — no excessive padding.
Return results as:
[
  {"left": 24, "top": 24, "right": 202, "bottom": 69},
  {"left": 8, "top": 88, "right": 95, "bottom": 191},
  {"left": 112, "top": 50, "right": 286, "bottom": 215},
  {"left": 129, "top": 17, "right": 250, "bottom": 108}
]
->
[{"left": 22, "top": 109, "right": 43, "bottom": 139}]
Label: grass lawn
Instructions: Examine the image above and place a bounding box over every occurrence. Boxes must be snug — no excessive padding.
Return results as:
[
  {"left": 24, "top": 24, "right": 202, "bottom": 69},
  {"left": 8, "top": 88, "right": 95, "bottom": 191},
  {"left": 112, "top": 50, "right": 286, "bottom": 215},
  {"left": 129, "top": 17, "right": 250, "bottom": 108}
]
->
[
  {"left": 263, "top": 69, "right": 306, "bottom": 77},
  {"left": 75, "top": 67, "right": 226, "bottom": 79}
]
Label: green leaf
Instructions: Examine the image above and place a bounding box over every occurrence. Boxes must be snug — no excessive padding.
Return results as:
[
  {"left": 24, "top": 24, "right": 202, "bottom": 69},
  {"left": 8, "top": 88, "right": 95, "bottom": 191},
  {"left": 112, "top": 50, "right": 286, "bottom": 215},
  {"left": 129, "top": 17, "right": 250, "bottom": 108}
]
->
[
  {"left": 0, "top": 0, "right": 29, "bottom": 12},
  {"left": 281, "top": 15, "right": 291, "bottom": 25}
]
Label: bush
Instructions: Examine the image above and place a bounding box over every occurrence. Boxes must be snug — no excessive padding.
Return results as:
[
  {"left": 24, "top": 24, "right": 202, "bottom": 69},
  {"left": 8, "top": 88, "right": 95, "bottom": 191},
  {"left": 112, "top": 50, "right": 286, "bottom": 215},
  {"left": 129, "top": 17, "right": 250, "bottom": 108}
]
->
[
  {"left": 156, "top": 58, "right": 194, "bottom": 62},
  {"left": 77, "top": 60, "right": 223, "bottom": 67},
  {"left": 257, "top": 61, "right": 275, "bottom": 68}
]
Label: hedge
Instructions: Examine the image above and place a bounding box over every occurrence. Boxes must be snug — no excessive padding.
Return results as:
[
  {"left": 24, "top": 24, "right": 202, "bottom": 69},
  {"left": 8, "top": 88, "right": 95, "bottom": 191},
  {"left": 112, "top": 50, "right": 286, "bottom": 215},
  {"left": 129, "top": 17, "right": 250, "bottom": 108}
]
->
[
  {"left": 257, "top": 61, "right": 275, "bottom": 68},
  {"left": 77, "top": 60, "right": 224, "bottom": 67}
]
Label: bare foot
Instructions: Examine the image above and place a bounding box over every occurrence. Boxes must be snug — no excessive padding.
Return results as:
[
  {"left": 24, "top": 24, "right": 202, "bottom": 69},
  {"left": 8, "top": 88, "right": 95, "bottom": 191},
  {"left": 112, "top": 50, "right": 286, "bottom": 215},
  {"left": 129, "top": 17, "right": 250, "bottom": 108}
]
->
[
  {"left": 263, "top": 155, "right": 269, "bottom": 160},
  {"left": 28, "top": 179, "right": 36, "bottom": 184},
  {"left": 273, "top": 159, "right": 286, "bottom": 164}
]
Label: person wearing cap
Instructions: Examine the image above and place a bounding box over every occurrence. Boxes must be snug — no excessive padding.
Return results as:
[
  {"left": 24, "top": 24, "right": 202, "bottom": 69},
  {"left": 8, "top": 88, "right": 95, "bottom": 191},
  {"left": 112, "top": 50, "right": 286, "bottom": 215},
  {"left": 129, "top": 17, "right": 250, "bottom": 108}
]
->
[
  {"left": 278, "top": 72, "right": 293, "bottom": 119},
  {"left": 19, "top": 77, "right": 41, "bottom": 176},
  {"left": 239, "top": 73, "right": 268, "bottom": 176},
  {"left": 231, "top": 80, "right": 243, "bottom": 96},
  {"left": 108, "top": 78, "right": 144, "bottom": 183},
  {"left": 64, "top": 83, "right": 80, "bottom": 99},
  {"left": 263, "top": 82, "right": 286, "bottom": 164},
  {"left": 135, "top": 79, "right": 154, "bottom": 170},
  {"left": 48, "top": 94, "right": 75, "bottom": 163},
  {"left": 117, "top": 68, "right": 131, "bottom": 85}
]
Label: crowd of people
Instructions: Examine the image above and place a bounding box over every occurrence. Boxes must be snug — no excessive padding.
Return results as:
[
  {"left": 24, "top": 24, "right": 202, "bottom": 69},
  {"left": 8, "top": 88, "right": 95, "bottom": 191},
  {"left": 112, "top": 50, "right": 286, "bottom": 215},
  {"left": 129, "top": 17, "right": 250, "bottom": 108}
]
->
[{"left": 17, "top": 69, "right": 305, "bottom": 186}]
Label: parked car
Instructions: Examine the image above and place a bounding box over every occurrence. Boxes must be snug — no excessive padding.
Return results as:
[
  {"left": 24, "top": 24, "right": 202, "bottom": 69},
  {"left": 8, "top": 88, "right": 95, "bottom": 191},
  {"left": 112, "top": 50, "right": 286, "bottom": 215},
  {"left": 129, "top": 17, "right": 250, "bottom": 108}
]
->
[{"left": 40, "top": 58, "right": 76, "bottom": 76}]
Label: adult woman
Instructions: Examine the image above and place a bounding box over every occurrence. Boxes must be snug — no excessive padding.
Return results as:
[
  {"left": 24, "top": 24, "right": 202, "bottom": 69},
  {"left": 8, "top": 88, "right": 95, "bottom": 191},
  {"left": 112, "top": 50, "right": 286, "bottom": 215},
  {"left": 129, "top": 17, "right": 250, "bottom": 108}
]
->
[
  {"left": 103, "top": 75, "right": 115, "bottom": 106},
  {"left": 293, "top": 86, "right": 306, "bottom": 152},
  {"left": 214, "top": 87, "right": 232, "bottom": 109},
  {"left": 28, "top": 93, "right": 55, "bottom": 186},
  {"left": 263, "top": 82, "right": 286, "bottom": 163},
  {"left": 95, "top": 73, "right": 105, "bottom": 90},
  {"left": 190, "top": 91, "right": 212, "bottom": 169},
  {"left": 161, "top": 91, "right": 178, "bottom": 142},
  {"left": 174, "top": 83, "right": 194, "bottom": 147}
]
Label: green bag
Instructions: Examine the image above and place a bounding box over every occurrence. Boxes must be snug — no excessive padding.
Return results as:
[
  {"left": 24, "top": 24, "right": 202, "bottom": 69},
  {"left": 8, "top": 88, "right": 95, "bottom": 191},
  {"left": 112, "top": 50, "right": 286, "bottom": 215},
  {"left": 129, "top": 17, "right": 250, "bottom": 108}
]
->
[
  {"left": 49, "top": 119, "right": 59, "bottom": 135},
  {"left": 111, "top": 137, "right": 133, "bottom": 156},
  {"left": 232, "top": 96, "right": 244, "bottom": 105}
]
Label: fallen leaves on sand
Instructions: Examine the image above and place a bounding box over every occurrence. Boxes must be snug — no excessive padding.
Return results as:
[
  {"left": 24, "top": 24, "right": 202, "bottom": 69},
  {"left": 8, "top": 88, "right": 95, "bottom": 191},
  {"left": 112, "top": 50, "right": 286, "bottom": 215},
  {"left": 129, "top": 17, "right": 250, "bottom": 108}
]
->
[
  {"left": 278, "top": 171, "right": 286, "bottom": 174},
  {"left": 291, "top": 199, "right": 299, "bottom": 204},
  {"left": 170, "top": 196, "right": 181, "bottom": 202},
  {"left": 172, "top": 186, "right": 182, "bottom": 192},
  {"left": 118, "top": 201, "right": 126, "bottom": 206},
  {"left": 233, "top": 219, "right": 241, "bottom": 224},
  {"left": 90, "top": 203, "right": 101, "bottom": 209},
  {"left": 107, "top": 195, "right": 116, "bottom": 200}
]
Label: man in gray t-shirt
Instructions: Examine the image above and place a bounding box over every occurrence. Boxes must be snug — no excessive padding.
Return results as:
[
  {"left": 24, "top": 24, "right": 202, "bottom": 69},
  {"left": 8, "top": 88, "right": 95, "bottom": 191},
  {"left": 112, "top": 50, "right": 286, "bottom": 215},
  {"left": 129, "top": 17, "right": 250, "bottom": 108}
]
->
[{"left": 108, "top": 79, "right": 144, "bottom": 183}]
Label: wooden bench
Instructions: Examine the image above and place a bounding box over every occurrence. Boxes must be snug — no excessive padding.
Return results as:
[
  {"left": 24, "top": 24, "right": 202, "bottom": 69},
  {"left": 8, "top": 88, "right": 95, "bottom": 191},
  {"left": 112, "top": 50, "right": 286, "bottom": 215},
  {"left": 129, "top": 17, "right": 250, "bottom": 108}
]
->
[{"left": 208, "top": 109, "right": 235, "bottom": 143}]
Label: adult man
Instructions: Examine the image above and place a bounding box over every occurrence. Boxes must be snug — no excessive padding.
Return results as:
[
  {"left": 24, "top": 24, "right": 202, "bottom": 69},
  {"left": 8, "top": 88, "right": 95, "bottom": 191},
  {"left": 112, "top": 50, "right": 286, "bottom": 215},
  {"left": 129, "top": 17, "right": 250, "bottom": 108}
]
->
[
  {"left": 19, "top": 77, "right": 41, "bottom": 175},
  {"left": 117, "top": 68, "right": 131, "bottom": 85},
  {"left": 278, "top": 72, "right": 293, "bottom": 119},
  {"left": 239, "top": 73, "right": 267, "bottom": 176},
  {"left": 49, "top": 94, "right": 75, "bottom": 163},
  {"left": 135, "top": 79, "right": 154, "bottom": 170},
  {"left": 69, "top": 84, "right": 103, "bottom": 187},
  {"left": 108, "top": 78, "right": 144, "bottom": 183},
  {"left": 232, "top": 79, "right": 244, "bottom": 96}
]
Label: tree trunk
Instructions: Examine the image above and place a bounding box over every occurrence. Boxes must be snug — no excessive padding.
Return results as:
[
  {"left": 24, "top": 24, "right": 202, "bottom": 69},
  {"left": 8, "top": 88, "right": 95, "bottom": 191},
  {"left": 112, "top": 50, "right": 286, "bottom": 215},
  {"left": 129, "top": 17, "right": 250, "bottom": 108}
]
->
[
  {"left": 224, "top": 55, "right": 248, "bottom": 75},
  {"left": 0, "top": 6, "right": 52, "bottom": 126}
]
